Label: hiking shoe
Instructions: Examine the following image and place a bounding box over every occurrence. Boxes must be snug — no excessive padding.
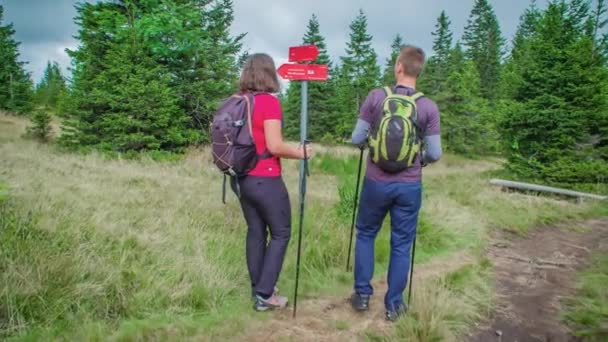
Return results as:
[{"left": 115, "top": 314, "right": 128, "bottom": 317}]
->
[
  {"left": 251, "top": 287, "right": 279, "bottom": 301},
  {"left": 385, "top": 304, "right": 408, "bottom": 322},
  {"left": 253, "top": 293, "right": 288, "bottom": 311},
  {"left": 350, "top": 293, "right": 371, "bottom": 312}
]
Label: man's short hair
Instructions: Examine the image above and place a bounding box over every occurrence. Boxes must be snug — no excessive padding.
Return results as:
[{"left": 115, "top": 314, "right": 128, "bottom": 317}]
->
[{"left": 398, "top": 45, "right": 426, "bottom": 77}]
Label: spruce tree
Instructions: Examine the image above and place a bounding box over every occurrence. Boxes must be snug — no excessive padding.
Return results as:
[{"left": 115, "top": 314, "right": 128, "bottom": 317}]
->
[
  {"left": 381, "top": 34, "right": 404, "bottom": 86},
  {"left": 437, "top": 61, "right": 483, "bottom": 155},
  {"left": 448, "top": 43, "right": 466, "bottom": 75},
  {"left": 0, "top": 5, "right": 33, "bottom": 114},
  {"left": 433, "top": 11, "right": 453, "bottom": 70},
  {"left": 512, "top": 0, "right": 541, "bottom": 58},
  {"left": 283, "top": 14, "right": 334, "bottom": 142},
  {"left": 501, "top": 0, "right": 608, "bottom": 185},
  {"left": 422, "top": 11, "right": 454, "bottom": 95},
  {"left": 328, "top": 64, "right": 357, "bottom": 140},
  {"left": 342, "top": 10, "right": 380, "bottom": 107},
  {"left": 62, "top": 2, "right": 192, "bottom": 151},
  {"left": 62, "top": 0, "right": 243, "bottom": 151},
  {"left": 337, "top": 9, "right": 381, "bottom": 140},
  {"left": 35, "top": 61, "right": 66, "bottom": 110},
  {"left": 136, "top": 0, "right": 243, "bottom": 141},
  {"left": 463, "top": 0, "right": 504, "bottom": 100},
  {"left": 431, "top": 44, "right": 497, "bottom": 155},
  {"left": 501, "top": 1, "right": 541, "bottom": 99},
  {"left": 99, "top": 37, "right": 188, "bottom": 151},
  {"left": 27, "top": 110, "right": 52, "bottom": 142}
]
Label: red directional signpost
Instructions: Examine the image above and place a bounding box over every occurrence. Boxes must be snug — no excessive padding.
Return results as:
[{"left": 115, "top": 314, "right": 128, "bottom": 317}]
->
[
  {"left": 289, "top": 44, "right": 319, "bottom": 62},
  {"left": 280, "top": 46, "right": 328, "bottom": 319},
  {"left": 277, "top": 63, "right": 328, "bottom": 81}
]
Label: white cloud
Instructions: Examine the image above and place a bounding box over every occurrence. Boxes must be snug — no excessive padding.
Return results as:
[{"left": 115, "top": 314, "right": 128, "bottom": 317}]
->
[{"left": 19, "top": 40, "right": 75, "bottom": 82}]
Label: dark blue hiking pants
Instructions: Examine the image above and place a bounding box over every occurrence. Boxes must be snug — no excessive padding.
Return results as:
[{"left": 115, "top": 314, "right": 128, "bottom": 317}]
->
[{"left": 354, "top": 178, "right": 422, "bottom": 311}]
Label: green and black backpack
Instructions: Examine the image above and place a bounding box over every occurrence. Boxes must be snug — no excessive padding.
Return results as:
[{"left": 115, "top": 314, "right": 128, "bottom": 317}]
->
[{"left": 368, "top": 87, "right": 424, "bottom": 173}]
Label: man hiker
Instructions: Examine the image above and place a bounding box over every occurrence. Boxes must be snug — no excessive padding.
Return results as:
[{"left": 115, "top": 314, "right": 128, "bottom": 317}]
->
[{"left": 350, "top": 45, "right": 442, "bottom": 321}]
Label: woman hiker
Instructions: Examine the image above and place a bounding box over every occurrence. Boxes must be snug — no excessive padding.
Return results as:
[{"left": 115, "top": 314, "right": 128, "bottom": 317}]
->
[{"left": 232, "top": 53, "right": 313, "bottom": 311}]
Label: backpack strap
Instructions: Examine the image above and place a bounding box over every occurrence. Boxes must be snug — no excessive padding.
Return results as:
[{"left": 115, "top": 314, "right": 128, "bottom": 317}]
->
[
  {"left": 222, "top": 174, "right": 244, "bottom": 205},
  {"left": 222, "top": 174, "right": 227, "bottom": 204},
  {"left": 258, "top": 150, "right": 273, "bottom": 159},
  {"left": 382, "top": 86, "right": 393, "bottom": 96},
  {"left": 243, "top": 93, "right": 254, "bottom": 137},
  {"left": 410, "top": 92, "right": 425, "bottom": 101},
  {"left": 250, "top": 92, "right": 273, "bottom": 160}
]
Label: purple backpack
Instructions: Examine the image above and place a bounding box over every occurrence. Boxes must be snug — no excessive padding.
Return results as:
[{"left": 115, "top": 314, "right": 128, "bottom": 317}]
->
[{"left": 211, "top": 93, "right": 270, "bottom": 202}]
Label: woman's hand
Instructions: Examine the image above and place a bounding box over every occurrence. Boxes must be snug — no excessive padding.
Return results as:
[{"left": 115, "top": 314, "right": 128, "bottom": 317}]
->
[
  {"left": 265, "top": 120, "right": 313, "bottom": 160},
  {"left": 300, "top": 144, "right": 313, "bottom": 160}
]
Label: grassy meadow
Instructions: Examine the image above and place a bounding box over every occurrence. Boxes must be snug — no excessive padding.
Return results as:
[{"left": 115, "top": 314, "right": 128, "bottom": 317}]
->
[{"left": 1, "top": 113, "right": 606, "bottom": 341}]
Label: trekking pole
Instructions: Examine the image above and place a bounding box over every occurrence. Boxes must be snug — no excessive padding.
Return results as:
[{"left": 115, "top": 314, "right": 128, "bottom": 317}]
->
[
  {"left": 293, "top": 140, "right": 309, "bottom": 318},
  {"left": 407, "top": 236, "right": 417, "bottom": 306},
  {"left": 346, "top": 146, "right": 365, "bottom": 272},
  {"left": 293, "top": 81, "right": 309, "bottom": 319}
]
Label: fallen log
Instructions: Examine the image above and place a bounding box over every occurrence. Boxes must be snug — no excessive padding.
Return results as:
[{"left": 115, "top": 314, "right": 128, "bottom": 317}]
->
[{"left": 490, "top": 179, "right": 607, "bottom": 201}]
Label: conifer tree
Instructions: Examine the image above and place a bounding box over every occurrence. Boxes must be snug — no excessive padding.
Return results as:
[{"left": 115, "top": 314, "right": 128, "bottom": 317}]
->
[
  {"left": 61, "top": 0, "right": 243, "bottom": 151},
  {"left": 328, "top": 64, "right": 357, "bottom": 140},
  {"left": 27, "top": 110, "right": 52, "bottom": 142},
  {"left": 333, "top": 9, "right": 381, "bottom": 140},
  {"left": 432, "top": 11, "right": 453, "bottom": 71},
  {"left": 500, "top": 1, "right": 541, "bottom": 99},
  {"left": 431, "top": 44, "right": 497, "bottom": 155},
  {"left": 422, "top": 11, "right": 454, "bottom": 95},
  {"left": 512, "top": 0, "right": 541, "bottom": 58},
  {"left": 381, "top": 34, "right": 404, "bottom": 86},
  {"left": 0, "top": 5, "right": 33, "bottom": 114},
  {"left": 35, "top": 61, "right": 66, "bottom": 110},
  {"left": 463, "top": 0, "right": 504, "bottom": 100},
  {"left": 448, "top": 43, "right": 465, "bottom": 75},
  {"left": 437, "top": 61, "right": 484, "bottom": 154},
  {"left": 501, "top": 0, "right": 608, "bottom": 185},
  {"left": 134, "top": 0, "right": 243, "bottom": 140},
  {"left": 341, "top": 10, "right": 380, "bottom": 109}
]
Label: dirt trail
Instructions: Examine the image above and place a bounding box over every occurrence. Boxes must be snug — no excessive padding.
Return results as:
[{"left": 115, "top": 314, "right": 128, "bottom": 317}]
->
[
  {"left": 244, "top": 251, "right": 474, "bottom": 342},
  {"left": 241, "top": 219, "right": 608, "bottom": 342},
  {"left": 469, "top": 218, "right": 608, "bottom": 342}
]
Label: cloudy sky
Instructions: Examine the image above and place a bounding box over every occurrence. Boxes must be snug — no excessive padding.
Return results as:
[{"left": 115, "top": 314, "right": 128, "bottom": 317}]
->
[{"left": 2, "top": 0, "right": 549, "bottom": 83}]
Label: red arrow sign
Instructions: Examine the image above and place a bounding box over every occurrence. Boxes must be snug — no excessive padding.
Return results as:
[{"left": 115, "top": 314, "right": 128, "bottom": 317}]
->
[
  {"left": 289, "top": 45, "right": 319, "bottom": 63},
  {"left": 277, "top": 64, "right": 328, "bottom": 81}
]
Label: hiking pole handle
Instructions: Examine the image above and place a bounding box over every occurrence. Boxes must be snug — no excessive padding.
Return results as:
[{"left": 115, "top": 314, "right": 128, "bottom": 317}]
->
[{"left": 302, "top": 140, "right": 311, "bottom": 177}]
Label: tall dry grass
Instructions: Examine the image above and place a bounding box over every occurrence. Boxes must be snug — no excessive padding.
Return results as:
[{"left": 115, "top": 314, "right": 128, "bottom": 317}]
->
[{"left": 1, "top": 113, "right": 605, "bottom": 341}]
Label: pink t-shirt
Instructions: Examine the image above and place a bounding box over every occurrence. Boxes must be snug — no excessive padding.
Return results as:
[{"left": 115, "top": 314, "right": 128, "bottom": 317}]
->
[{"left": 248, "top": 93, "right": 282, "bottom": 177}]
